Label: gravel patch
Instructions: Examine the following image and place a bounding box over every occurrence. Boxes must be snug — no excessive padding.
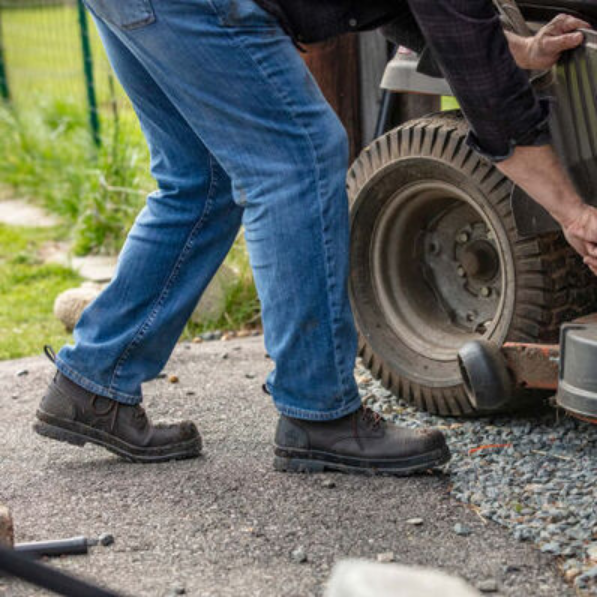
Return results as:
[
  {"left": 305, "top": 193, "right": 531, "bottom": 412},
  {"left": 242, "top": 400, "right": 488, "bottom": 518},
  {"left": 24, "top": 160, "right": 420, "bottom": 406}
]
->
[{"left": 357, "top": 363, "right": 597, "bottom": 595}]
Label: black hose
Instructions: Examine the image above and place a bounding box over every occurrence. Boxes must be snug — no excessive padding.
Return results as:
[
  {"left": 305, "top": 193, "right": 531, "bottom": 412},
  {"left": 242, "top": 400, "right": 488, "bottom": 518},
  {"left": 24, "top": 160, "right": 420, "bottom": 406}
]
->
[{"left": 0, "top": 545, "right": 123, "bottom": 597}]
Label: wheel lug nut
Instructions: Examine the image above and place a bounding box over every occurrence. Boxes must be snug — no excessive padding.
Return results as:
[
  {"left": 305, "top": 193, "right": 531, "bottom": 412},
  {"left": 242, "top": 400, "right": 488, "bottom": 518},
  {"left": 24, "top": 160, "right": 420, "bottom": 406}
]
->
[
  {"left": 466, "top": 311, "right": 477, "bottom": 322},
  {"left": 428, "top": 242, "right": 440, "bottom": 255},
  {"left": 457, "top": 232, "right": 470, "bottom": 244},
  {"left": 481, "top": 287, "right": 492, "bottom": 297},
  {"left": 457, "top": 266, "right": 466, "bottom": 277}
]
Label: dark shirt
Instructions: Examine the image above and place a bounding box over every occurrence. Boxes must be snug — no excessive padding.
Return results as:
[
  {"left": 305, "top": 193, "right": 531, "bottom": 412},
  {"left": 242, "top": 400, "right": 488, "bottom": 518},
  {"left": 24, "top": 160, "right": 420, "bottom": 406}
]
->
[
  {"left": 254, "top": 0, "right": 550, "bottom": 161},
  {"left": 254, "top": 0, "right": 403, "bottom": 43}
]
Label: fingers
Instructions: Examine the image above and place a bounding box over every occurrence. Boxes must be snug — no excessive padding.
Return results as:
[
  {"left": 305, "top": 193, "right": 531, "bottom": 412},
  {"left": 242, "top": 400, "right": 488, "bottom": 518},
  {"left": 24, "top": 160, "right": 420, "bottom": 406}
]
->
[
  {"left": 544, "top": 31, "right": 585, "bottom": 54},
  {"left": 545, "top": 14, "right": 591, "bottom": 34},
  {"left": 586, "top": 242, "right": 597, "bottom": 258}
]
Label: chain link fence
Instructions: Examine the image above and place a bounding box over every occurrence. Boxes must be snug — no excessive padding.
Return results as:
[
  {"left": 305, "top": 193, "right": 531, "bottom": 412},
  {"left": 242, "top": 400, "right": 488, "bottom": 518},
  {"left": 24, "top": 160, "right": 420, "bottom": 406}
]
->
[{"left": 0, "top": 0, "right": 132, "bottom": 145}]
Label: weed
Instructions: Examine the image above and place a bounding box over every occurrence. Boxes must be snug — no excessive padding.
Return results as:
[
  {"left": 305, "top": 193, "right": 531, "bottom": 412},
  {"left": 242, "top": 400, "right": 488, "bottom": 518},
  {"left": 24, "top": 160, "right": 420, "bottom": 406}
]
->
[{"left": 0, "top": 224, "right": 81, "bottom": 360}]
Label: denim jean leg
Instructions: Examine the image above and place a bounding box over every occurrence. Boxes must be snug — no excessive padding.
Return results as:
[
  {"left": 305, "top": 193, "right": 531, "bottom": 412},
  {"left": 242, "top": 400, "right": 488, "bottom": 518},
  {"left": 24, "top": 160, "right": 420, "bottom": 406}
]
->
[
  {"left": 77, "top": 0, "right": 361, "bottom": 419},
  {"left": 56, "top": 16, "right": 244, "bottom": 404}
]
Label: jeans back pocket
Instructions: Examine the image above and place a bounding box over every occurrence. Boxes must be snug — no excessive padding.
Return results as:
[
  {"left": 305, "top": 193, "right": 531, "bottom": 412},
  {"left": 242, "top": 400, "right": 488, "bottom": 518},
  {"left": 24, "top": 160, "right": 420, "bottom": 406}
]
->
[
  {"left": 208, "top": 0, "right": 279, "bottom": 30},
  {"left": 84, "top": 0, "right": 156, "bottom": 30}
]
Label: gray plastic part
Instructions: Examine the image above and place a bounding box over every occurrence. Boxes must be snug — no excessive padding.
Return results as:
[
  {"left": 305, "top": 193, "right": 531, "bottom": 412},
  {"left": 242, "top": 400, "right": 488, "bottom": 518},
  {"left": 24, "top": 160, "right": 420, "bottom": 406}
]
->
[
  {"left": 557, "top": 324, "right": 597, "bottom": 418},
  {"left": 381, "top": 52, "right": 453, "bottom": 96},
  {"left": 550, "top": 29, "right": 597, "bottom": 206}
]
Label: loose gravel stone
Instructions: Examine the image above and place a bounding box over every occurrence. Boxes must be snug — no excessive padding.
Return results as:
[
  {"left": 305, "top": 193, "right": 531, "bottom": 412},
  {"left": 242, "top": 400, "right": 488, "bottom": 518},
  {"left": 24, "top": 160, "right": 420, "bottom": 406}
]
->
[
  {"left": 290, "top": 546, "right": 307, "bottom": 564},
  {"left": 321, "top": 479, "right": 336, "bottom": 489},
  {"left": 405, "top": 518, "right": 424, "bottom": 526},
  {"left": 376, "top": 551, "right": 395, "bottom": 563},
  {"left": 98, "top": 533, "right": 114, "bottom": 547},
  {"left": 356, "top": 362, "right": 597, "bottom": 595},
  {"left": 453, "top": 523, "right": 472, "bottom": 537},
  {"left": 477, "top": 579, "right": 499, "bottom": 593}
]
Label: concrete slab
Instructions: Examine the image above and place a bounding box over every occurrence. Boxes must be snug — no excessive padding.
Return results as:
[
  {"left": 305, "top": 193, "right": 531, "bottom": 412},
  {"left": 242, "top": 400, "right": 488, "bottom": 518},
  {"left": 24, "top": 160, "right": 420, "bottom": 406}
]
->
[
  {"left": 43, "top": 249, "right": 118, "bottom": 283},
  {"left": 0, "top": 339, "right": 572, "bottom": 596},
  {"left": 0, "top": 199, "right": 60, "bottom": 228}
]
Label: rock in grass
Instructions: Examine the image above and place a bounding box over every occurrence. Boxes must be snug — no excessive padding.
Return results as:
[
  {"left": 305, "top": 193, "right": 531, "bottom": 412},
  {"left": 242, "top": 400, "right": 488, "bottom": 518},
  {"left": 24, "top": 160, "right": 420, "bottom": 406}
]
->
[
  {"left": 191, "top": 265, "right": 236, "bottom": 323},
  {"left": 54, "top": 283, "right": 103, "bottom": 332}
]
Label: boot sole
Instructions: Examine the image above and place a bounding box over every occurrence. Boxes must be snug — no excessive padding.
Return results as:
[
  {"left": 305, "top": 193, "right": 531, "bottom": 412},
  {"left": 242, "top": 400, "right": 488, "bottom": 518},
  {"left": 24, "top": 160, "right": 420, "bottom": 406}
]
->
[
  {"left": 34, "top": 410, "right": 202, "bottom": 464},
  {"left": 273, "top": 445, "right": 451, "bottom": 476}
]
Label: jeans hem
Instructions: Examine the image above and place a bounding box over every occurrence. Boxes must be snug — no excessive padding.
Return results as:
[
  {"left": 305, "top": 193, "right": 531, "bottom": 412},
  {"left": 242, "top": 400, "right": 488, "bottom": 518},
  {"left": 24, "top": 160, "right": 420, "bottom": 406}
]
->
[
  {"left": 274, "top": 394, "right": 362, "bottom": 421},
  {"left": 55, "top": 356, "right": 143, "bottom": 406}
]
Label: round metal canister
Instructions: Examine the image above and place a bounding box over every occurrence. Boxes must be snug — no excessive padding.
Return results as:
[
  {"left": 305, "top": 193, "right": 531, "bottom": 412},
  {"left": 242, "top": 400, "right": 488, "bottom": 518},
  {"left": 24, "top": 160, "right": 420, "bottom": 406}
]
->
[{"left": 557, "top": 324, "right": 597, "bottom": 418}]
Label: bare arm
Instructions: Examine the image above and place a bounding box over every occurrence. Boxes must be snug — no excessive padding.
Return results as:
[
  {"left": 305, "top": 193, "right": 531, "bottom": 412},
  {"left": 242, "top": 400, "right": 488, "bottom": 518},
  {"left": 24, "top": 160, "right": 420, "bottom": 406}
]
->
[{"left": 496, "top": 145, "right": 597, "bottom": 275}]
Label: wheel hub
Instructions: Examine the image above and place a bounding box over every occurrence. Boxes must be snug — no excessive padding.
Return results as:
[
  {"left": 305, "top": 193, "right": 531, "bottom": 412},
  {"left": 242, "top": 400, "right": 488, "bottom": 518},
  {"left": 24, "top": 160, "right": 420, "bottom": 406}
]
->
[
  {"left": 423, "top": 212, "right": 502, "bottom": 335},
  {"left": 460, "top": 240, "right": 500, "bottom": 281}
]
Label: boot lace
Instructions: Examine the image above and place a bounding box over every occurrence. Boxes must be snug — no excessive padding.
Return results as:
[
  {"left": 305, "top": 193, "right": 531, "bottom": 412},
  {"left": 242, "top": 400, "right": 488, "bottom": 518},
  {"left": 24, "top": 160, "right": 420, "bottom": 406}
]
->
[{"left": 360, "top": 406, "right": 383, "bottom": 430}]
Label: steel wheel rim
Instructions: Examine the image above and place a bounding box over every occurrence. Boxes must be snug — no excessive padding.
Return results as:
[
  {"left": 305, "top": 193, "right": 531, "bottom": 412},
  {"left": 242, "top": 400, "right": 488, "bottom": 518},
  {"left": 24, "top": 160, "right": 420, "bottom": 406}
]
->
[{"left": 370, "top": 180, "right": 507, "bottom": 362}]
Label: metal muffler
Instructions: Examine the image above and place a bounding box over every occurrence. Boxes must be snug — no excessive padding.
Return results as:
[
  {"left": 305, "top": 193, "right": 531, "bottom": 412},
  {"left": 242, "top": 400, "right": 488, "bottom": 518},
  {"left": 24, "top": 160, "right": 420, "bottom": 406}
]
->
[{"left": 557, "top": 324, "right": 597, "bottom": 420}]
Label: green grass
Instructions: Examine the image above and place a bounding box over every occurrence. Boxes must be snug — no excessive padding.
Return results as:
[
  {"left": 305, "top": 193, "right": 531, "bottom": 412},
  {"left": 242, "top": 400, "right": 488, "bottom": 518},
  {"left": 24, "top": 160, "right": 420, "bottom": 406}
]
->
[
  {"left": 1, "top": 3, "right": 132, "bottom": 114},
  {"left": 0, "top": 3, "right": 151, "bottom": 255},
  {"left": 0, "top": 100, "right": 151, "bottom": 255},
  {"left": 0, "top": 223, "right": 81, "bottom": 360},
  {"left": 0, "top": 3, "right": 261, "bottom": 355}
]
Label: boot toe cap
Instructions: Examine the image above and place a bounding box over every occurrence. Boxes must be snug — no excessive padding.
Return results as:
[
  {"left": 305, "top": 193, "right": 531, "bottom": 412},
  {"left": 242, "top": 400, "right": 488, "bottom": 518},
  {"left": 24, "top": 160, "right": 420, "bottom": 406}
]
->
[{"left": 154, "top": 420, "right": 201, "bottom": 445}]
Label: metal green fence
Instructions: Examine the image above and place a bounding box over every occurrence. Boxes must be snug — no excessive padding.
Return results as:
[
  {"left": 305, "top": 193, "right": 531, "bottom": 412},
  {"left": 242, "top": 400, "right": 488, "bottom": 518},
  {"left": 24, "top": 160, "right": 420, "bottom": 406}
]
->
[{"left": 0, "top": 0, "right": 133, "bottom": 145}]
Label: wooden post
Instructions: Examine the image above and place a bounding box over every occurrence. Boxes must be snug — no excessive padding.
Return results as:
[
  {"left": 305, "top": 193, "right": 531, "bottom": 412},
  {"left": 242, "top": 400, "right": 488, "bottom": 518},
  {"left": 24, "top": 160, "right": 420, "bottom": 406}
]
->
[
  {"left": 0, "top": 504, "right": 14, "bottom": 547},
  {"left": 302, "top": 34, "right": 362, "bottom": 161},
  {"left": 359, "top": 31, "right": 389, "bottom": 145}
]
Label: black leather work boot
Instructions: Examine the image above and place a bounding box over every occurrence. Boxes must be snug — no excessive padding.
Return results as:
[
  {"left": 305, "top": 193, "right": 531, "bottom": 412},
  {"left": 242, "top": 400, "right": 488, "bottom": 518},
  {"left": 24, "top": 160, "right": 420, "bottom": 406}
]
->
[
  {"left": 34, "top": 363, "right": 201, "bottom": 463},
  {"left": 274, "top": 407, "right": 450, "bottom": 475}
]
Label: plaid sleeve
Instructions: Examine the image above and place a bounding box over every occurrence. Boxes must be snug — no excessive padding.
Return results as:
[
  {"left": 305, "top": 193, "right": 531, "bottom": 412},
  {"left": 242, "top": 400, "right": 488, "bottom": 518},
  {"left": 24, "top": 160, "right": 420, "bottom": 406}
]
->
[{"left": 407, "top": 0, "right": 551, "bottom": 161}]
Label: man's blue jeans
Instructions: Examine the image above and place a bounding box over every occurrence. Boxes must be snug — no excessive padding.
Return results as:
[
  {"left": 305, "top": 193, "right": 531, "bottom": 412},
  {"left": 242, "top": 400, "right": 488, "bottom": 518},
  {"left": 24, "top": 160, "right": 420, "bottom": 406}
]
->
[{"left": 56, "top": 0, "right": 361, "bottom": 421}]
